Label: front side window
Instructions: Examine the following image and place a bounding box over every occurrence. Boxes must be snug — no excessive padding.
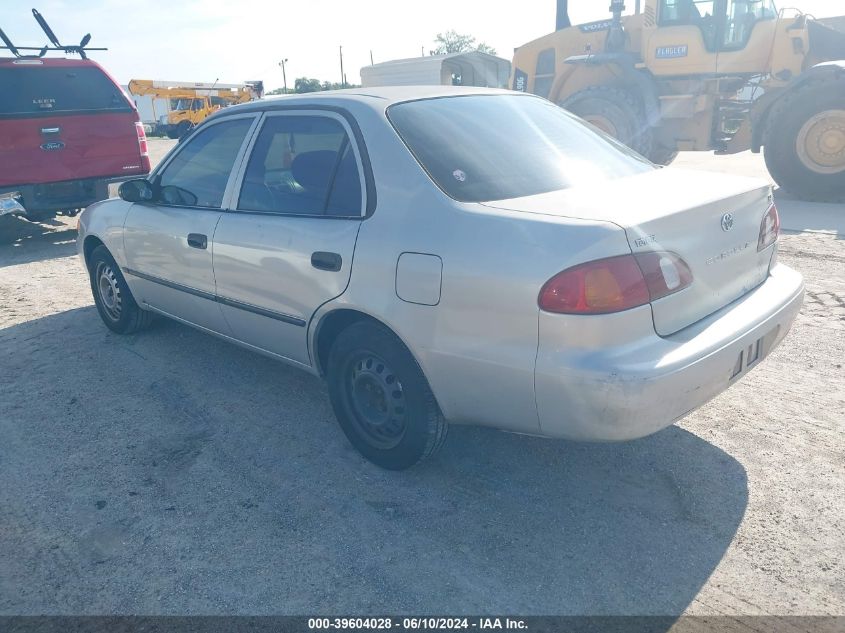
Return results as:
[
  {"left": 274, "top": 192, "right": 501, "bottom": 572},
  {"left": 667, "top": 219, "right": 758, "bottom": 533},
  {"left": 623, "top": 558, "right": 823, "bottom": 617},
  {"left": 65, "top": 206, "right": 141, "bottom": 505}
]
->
[
  {"left": 388, "top": 95, "right": 653, "bottom": 203},
  {"left": 156, "top": 117, "right": 253, "bottom": 208},
  {"left": 722, "top": 0, "right": 777, "bottom": 50},
  {"left": 238, "top": 115, "right": 363, "bottom": 217},
  {"left": 658, "top": 0, "right": 718, "bottom": 50}
]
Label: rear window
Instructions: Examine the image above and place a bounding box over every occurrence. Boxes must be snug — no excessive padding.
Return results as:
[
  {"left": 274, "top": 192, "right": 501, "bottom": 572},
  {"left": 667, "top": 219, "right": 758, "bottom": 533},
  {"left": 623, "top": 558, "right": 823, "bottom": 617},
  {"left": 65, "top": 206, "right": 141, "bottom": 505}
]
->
[
  {"left": 0, "top": 66, "right": 132, "bottom": 116},
  {"left": 387, "top": 94, "right": 654, "bottom": 203}
]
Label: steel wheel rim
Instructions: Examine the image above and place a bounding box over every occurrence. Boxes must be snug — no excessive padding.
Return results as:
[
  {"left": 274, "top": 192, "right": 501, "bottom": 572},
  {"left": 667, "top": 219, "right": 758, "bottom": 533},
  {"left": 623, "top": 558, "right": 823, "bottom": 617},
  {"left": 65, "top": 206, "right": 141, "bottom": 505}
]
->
[
  {"left": 796, "top": 109, "right": 845, "bottom": 175},
  {"left": 96, "top": 262, "right": 122, "bottom": 321},
  {"left": 347, "top": 353, "right": 407, "bottom": 450}
]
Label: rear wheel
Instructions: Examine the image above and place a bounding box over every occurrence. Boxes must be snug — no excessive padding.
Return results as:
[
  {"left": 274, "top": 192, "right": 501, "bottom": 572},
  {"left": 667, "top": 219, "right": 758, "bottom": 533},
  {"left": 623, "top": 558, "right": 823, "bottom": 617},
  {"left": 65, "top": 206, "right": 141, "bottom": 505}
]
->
[
  {"left": 88, "top": 245, "right": 154, "bottom": 334},
  {"left": 763, "top": 79, "right": 845, "bottom": 202},
  {"left": 562, "top": 85, "right": 655, "bottom": 159},
  {"left": 326, "top": 321, "right": 447, "bottom": 470}
]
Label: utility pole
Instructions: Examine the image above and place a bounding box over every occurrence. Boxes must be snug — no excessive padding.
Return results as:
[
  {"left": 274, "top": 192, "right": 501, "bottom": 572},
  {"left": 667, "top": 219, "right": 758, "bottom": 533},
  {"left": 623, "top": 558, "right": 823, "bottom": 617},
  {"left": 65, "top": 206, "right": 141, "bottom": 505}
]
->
[
  {"left": 339, "top": 45, "right": 345, "bottom": 88},
  {"left": 370, "top": 50, "right": 374, "bottom": 66},
  {"left": 279, "top": 59, "right": 288, "bottom": 94}
]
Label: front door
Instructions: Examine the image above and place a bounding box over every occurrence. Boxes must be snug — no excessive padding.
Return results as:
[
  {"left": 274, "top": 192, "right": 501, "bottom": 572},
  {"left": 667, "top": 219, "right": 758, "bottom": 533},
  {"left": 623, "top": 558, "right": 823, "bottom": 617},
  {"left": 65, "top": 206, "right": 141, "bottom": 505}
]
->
[
  {"left": 212, "top": 111, "right": 367, "bottom": 366},
  {"left": 122, "top": 114, "right": 257, "bottom": 333},
  {"left": 648, "top": 0, "right": 719, "bottom": 75}
]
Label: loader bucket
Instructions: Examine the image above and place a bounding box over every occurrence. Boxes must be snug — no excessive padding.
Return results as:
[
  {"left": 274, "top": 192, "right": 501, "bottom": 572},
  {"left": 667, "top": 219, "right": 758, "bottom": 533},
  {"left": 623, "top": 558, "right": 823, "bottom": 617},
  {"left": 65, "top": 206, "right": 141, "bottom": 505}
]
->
[{"left": 809, "top": 18, "right": 845, "bottom": 60}]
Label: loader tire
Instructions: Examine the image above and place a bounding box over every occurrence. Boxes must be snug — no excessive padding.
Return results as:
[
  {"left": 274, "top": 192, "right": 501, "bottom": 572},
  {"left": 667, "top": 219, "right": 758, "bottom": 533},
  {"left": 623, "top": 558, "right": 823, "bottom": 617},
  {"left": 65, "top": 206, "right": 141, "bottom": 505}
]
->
[
  {"left": 763, "top": 78, "right": 845, "bottom": 203},
  {"left": 176, "top": 120, "right": 193, "bottom": 139},
  {"left": 562, "top": 86, "right": 654, "bottom": 159},
  {"left": 649, "top": 146, "right": 679, "bottom": 166}
]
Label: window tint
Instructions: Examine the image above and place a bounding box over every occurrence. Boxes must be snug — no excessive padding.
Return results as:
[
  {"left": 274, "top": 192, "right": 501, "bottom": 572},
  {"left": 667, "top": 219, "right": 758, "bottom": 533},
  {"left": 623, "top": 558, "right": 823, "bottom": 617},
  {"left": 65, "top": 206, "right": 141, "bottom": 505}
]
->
[
  {"left": 388, "top": 95, "right": 654, "bottom": 203},
  {"left": 0, "top": 66, "right": 131, "bottom": 116},
  {"left": 238, "top": 116, "right": 362, "bottom": 216},
  {"left": 156, "top": 118, "right": 252, "bottom": 208}
]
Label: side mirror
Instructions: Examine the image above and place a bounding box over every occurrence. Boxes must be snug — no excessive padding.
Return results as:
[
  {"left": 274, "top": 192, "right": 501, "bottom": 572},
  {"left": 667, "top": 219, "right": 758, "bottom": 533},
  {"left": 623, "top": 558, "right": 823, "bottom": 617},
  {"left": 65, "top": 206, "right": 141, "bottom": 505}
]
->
[{"left": 118, "top": 178, "right": 154, "bottom": 203}]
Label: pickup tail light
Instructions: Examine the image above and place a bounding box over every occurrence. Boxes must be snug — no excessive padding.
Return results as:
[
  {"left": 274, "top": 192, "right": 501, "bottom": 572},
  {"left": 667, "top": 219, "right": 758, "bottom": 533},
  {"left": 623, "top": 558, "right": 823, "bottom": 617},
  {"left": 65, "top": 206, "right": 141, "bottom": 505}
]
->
[
  {"left": 758, "top": 203, "right": 779, "bottom": 251},
  {"left": 135, "top": 122, "right": 149, "bottom": 158},
  {"left": 539, "top": 252, "right": 693, "bottom": 315}
]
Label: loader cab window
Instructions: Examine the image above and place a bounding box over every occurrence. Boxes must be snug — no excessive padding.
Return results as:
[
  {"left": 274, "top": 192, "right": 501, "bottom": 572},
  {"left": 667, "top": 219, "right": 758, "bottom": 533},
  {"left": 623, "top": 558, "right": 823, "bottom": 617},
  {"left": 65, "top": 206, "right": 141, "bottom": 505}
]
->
[
  {"left": 659, "top": 0, "right": 718, "bottom": 51},
  {"left": 721, "top": 0, "right": 778, "bottom": 50}
]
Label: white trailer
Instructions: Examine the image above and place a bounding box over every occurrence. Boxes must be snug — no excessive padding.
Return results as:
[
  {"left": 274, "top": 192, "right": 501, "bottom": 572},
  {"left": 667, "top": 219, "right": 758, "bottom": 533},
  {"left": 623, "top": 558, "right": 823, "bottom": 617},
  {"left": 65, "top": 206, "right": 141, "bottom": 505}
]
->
[{"left": 361, "top": 52, "right": 511, "bottom": 89}]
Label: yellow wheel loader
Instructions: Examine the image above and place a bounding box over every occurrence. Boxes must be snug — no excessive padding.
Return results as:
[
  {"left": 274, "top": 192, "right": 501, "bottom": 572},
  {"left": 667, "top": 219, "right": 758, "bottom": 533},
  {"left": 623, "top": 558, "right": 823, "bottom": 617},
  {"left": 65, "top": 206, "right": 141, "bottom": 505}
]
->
[
  {"left": 128, "top": 80, "right": 264, "bottom": 139},
  {"left": 512, "top": 0, "right": 845, "bottom": 201}
]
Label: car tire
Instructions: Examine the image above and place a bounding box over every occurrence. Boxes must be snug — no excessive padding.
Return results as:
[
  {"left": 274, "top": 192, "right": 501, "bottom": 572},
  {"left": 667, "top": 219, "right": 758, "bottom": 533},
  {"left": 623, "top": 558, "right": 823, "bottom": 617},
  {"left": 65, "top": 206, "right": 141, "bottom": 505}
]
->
[
  {"left": 562, "top": 85, "right": 654, "bottom": 158},
  {"left": 326, "top": 321, "right": 448, "bottom": 470},
  {"left": 88, "top": 245, "right": 155, "bottom": 334},
  {"left": 763, "top": 78, "right": 845, "bottom": 203}
]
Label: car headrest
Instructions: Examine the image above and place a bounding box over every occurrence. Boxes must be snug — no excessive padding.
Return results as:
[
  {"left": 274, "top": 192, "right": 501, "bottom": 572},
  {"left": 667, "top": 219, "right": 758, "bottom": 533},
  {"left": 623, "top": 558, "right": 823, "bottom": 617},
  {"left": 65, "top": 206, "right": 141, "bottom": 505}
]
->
[{"left": 291, "top": 150, "right": 337, "bottom": 191}]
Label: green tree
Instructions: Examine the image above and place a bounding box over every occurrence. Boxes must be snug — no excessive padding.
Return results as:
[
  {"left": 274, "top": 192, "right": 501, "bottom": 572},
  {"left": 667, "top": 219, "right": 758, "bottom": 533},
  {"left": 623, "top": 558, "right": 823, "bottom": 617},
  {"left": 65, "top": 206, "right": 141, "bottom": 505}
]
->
[
  {"left": 294, "top": 77, "right": 323, "bottom": 93},
  {"left": 433, "top": 30, "right": 496, "bottom": 56}
]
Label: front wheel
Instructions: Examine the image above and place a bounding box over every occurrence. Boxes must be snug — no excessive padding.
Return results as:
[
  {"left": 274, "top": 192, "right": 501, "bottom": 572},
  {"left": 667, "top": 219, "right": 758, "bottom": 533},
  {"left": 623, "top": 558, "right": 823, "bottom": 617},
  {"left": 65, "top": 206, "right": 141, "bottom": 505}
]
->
[
  {"left": 326, "top": 321, "right": 447, "bottom": 470},
  {"left": 562, "top": 86, "right": 654, "bottom": 158},
  {"left": 176, "top": 120, "right": 193, "bottom": 139},
  {"left": 88, "top": 245, "right": 155, "bottom": 334},
  {"left": 763, "top": 79, "right": 845, "bottom": 202}
]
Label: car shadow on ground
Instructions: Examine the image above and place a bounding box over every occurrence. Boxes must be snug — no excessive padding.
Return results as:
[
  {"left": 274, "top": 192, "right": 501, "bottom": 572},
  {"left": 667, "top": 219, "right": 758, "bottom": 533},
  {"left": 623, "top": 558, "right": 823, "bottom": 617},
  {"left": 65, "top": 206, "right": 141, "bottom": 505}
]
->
[
  {"left": 0, "top": 215, "right": 78, "bottom": 267},
  {"left": 773, "top": 189, "right": 845, "bottom": 238},
  {"left": 0, "top": 307, "right": 748, "bottom": 618}
]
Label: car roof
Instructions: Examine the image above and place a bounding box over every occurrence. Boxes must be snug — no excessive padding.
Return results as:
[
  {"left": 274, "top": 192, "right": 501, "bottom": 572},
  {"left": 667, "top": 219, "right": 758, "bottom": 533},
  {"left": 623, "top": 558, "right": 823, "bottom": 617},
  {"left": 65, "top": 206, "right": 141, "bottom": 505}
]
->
[
  {"left": 0, "top": 56, "right": 103, "bottom": 68},
  {"left": 213, "top": 85, "right": 528, "bottom": 118}
]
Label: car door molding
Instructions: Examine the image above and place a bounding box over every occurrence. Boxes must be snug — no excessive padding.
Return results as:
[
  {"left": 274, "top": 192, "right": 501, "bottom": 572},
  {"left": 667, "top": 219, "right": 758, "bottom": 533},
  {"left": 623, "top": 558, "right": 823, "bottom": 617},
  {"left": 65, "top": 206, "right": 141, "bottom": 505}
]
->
[{"left": 123, "top": 267, "right": 307, "bottom": 327}]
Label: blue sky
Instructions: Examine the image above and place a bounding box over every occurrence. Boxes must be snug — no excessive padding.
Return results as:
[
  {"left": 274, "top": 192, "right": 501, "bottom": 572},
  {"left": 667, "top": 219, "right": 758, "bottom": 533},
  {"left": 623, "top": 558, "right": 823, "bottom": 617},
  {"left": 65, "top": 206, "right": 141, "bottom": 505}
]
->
[{"left": 1, "top": 0, "right": 841, "bottom": 90}]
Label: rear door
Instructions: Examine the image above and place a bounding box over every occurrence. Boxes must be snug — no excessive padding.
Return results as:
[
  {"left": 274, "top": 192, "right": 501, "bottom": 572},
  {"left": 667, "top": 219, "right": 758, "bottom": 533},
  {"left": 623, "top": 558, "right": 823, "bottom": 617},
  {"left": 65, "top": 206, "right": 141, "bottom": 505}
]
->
[
  {"left": 122, "top": 114, "right": 258, "bottom": 333},
  {"left": 0, "top": 59, "right": 148, "bottom": 187},
  {"left": 212, "top": 110, "right": 367, "bottom": 366}
]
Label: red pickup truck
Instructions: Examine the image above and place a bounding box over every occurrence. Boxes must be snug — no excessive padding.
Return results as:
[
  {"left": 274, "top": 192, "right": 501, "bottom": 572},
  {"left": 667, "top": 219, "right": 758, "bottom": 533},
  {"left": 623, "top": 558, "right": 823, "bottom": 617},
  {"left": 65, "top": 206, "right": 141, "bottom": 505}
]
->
[{"left": 0, "top": 56, "right": 150, "bottom": 220}]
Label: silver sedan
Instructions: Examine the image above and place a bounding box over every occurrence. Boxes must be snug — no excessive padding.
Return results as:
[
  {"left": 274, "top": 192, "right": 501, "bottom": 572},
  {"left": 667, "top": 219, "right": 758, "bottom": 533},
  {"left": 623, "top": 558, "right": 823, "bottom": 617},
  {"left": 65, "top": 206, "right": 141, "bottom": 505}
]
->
[{"left": 77, "top": 87, "right": 804, "bottom": 470}]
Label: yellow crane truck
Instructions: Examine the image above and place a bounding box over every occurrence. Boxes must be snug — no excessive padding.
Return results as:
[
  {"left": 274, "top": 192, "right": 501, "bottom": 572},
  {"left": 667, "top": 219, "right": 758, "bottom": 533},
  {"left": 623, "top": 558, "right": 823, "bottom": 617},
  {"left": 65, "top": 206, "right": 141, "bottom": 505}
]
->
[
  {"left": 511, "top": 0, "right": 845, "bottom": 201},
  {"left": 127, "top": 79, "right": 264, "bottom": 139}
]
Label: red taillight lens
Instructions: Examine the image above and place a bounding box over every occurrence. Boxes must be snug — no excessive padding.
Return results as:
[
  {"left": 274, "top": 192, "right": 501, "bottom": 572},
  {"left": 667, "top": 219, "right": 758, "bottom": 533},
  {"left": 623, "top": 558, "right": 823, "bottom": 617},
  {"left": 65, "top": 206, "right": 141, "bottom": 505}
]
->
[
  {"left": 135, "top": 122, "right": 149, "bottom": 157},
  {"left": 539, "top": 252, "right": 693, "bottom": 315},
  {"left": 758, "top": 203, "right": 779, "bottom": 251}
]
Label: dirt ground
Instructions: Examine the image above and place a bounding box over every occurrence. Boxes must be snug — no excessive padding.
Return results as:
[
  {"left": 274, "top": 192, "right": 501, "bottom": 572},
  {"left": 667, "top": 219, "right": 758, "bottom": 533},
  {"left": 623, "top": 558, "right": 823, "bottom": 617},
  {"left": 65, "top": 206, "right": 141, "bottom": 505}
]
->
[{"left": 0, "top": 141, "right": 842, "bottom": 616}]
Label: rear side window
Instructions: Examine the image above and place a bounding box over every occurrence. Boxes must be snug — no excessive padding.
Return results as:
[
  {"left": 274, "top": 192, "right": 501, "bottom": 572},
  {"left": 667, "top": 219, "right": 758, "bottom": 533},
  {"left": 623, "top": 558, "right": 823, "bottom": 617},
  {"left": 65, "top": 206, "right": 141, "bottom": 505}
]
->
[
  {"left": 388, "top": 94, "right": 654, "bottom": 203},
  {"left": 238, "top": 115, "right": 363, "bottom": 217},
  {"left": 0, "top": 66, "right": 131, "bottom": 116},
  {"left": 156, "top": 118, "right": 253, "bottom": 208}
]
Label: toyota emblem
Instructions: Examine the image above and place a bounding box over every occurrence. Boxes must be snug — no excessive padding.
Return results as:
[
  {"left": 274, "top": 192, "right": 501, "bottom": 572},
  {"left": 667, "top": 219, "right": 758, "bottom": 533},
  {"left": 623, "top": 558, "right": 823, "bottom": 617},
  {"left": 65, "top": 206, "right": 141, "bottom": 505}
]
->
[{"left": 721, "top": 213, "right": 734, "bottom": 232}]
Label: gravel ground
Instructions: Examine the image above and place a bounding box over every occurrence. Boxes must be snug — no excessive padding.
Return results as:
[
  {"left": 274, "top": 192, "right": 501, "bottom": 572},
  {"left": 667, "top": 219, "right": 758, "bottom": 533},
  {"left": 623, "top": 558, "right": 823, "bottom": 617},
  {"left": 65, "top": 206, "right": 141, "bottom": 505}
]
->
[{"left": 0, "top": 143, "right": 843, "bottom": 616}]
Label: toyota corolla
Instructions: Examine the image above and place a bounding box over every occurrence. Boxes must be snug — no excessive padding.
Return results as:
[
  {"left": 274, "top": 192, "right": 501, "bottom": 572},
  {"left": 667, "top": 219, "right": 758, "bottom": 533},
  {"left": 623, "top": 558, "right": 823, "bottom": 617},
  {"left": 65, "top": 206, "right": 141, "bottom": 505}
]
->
[{"left": 77, "top": 87, "right": 804, "bottom": 470}]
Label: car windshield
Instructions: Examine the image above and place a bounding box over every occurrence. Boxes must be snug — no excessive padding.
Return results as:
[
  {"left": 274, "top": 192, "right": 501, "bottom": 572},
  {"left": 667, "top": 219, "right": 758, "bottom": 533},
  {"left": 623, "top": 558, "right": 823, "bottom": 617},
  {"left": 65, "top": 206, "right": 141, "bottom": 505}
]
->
[
  {"left": 387, "top": 94, "right": 655, "bottom": 203},
  {"left": 0, "top": 66, "right": 131, "bottom": 116}
]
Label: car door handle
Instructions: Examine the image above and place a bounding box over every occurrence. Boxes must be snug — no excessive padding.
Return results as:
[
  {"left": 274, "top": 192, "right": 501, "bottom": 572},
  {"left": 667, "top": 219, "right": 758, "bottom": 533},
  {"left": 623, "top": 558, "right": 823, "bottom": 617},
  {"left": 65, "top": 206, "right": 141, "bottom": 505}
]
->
[
  {"left": 311, "top": 251, "right": 342, "bottom": 272},
  {"left": 187, "top": 233, "right": 208, "bottom": 249}
]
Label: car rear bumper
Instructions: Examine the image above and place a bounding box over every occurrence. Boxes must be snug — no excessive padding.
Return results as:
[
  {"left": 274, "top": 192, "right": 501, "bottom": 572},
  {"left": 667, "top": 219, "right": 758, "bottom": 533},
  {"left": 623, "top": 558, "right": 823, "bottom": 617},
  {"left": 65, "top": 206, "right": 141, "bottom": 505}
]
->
[
  {"left": 534, "top": 263, "right": 804, "bottom": 441},
  {"left": 0, "top": 177, "right": 124, "bottom": 213}
]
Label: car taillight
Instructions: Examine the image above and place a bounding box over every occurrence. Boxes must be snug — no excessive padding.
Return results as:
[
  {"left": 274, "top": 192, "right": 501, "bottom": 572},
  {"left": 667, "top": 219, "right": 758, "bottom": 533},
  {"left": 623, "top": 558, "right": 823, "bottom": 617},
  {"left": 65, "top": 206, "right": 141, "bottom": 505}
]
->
[
  {"left": 135, "top": 122, "right": 149, "bottom": 158},
  {"left": 538, "top": 252, "right": 693, "bottom": 315},
  {"left": 758, "top": 203, "right": 779, "bottom": 251}
]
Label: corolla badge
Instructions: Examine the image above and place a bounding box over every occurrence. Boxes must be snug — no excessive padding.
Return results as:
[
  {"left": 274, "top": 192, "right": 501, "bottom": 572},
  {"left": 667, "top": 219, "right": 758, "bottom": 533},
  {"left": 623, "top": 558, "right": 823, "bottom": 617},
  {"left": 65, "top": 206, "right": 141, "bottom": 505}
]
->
[
  {"left": 40, "top": 141, "right": 65, "bottom": 151},
  {"left": 721, "top": 212, "right": 734, "bottom": 232}
]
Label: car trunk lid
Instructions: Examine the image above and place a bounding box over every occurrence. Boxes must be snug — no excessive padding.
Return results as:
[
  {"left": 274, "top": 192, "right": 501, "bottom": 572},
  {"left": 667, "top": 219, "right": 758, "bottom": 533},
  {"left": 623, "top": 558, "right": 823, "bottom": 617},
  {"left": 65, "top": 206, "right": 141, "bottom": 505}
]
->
[{"left": 483, "top": 168, "right": 775, "bottom": 335}]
